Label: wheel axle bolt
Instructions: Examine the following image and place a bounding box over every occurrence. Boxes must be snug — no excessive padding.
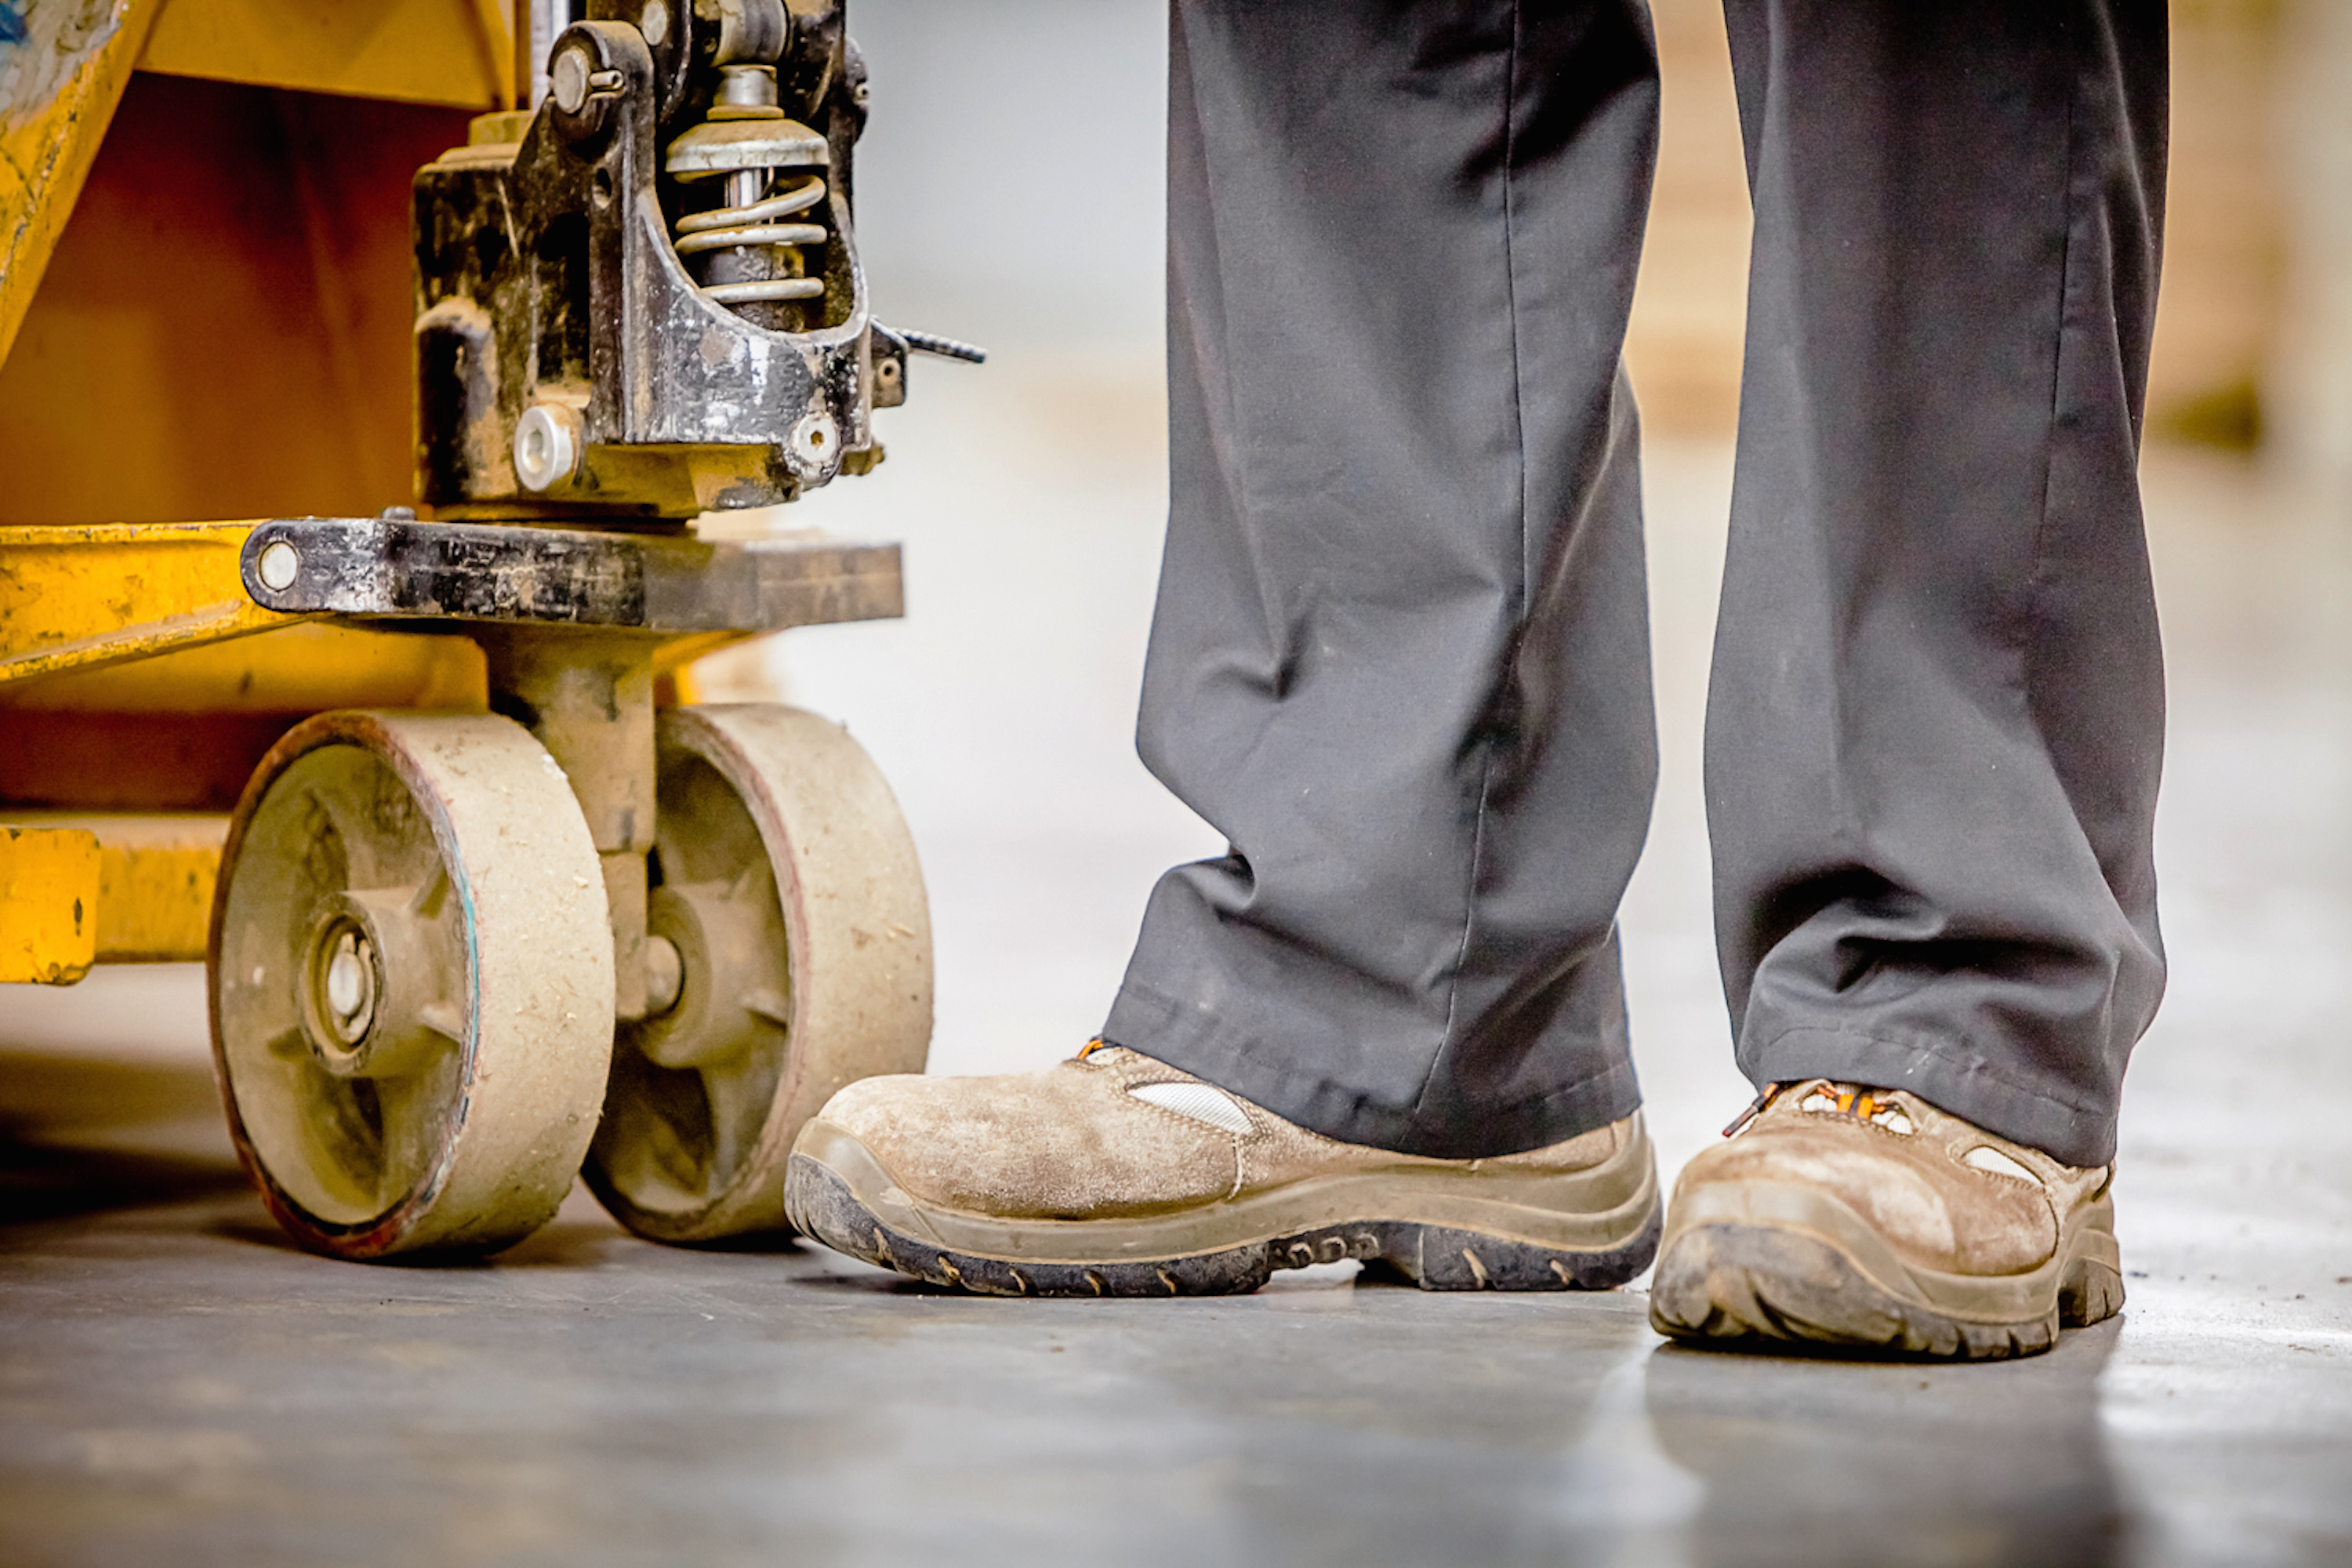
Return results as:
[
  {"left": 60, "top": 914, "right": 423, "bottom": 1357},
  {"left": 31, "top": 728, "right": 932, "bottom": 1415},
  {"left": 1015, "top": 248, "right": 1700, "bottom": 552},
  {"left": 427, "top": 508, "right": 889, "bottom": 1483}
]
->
[
  {"left": 644, "top": 933, "right": 685, "bottom": 1017},
  {"left": 322, "top": 927, "right": 377, "bottom": 1044}
]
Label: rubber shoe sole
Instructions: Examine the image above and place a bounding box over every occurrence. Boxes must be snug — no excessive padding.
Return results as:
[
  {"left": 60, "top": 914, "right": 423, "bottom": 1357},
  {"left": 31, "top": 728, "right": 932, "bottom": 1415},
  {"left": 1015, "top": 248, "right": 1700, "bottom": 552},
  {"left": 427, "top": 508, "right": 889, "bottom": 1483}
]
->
[
  {"left": 1647, "top": 1178, "right": 2125, "bottom": 1360},
  {"left": 784, "top": 1119, "right": 1661, "bottom": 1298}
]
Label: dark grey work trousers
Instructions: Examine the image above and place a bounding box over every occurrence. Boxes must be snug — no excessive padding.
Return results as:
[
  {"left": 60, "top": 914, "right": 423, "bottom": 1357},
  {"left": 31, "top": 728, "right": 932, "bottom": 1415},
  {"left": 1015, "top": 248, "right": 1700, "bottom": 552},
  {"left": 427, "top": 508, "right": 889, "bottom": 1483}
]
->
[{"left": 1102, "top": 0, "right": 2168, "bottom": 1169}]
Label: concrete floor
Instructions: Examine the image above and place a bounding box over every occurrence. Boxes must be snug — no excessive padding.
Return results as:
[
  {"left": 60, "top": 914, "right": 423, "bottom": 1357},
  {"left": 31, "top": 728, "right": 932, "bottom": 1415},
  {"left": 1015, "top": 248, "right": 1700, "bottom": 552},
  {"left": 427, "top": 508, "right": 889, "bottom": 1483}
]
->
[{"left": 5, "top": 359, "right": 2352, "bottom": 1564}]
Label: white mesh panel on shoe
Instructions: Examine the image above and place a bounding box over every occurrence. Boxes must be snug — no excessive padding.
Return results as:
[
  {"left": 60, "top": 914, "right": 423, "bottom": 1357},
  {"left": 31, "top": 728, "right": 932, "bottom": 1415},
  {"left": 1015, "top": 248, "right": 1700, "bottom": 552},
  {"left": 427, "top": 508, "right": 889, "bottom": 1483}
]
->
[
  {"left": 1962, "top": 1145, "right": 2038, "bottom": 1184},
  {"left": 1127, "top": 1081, "right": 1253, "bottom": 1136}
]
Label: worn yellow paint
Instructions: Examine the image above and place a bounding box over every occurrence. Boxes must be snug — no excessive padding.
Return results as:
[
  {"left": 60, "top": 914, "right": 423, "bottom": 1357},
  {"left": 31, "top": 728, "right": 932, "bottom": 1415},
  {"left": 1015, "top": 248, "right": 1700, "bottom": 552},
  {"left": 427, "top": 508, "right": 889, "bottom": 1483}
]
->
[
  {"left": 83, "top": 814, "right": 224, "bottom": 962},
  {"left": 138, "top": 0, "right": 514, "bottom": 111},
  {"left": 0, "top": 825, "right": 101, "bottom": 983},
  {"left": 0, "top": 521, "right": 303, "bottom": 687},
  {"left": 3, "top": 621, "right": 490, "bottom": 712},
  {"left": 0, "top": 0, "right": 163, "bottom": 371},
  {"left": 0, "top": 815, "right": 230, "bottom": 975}
]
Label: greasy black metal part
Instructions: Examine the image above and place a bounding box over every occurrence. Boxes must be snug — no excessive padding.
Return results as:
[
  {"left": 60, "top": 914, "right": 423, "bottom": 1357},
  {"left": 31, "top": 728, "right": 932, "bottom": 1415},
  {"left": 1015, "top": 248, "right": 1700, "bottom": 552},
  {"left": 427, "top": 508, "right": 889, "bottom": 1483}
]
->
[
  {"left": 895, "top": 328, "right": 987, "bottom": 365},
  {"left": 415, "top": 5, "right": 880, "bottom": 517},
  {"left": 870, "top": 326, "right": 909, "bottom": 409},
  {"left": 866, "top": 325, "right": 982, "bottom": 412},
  {"left": 241, "top": 517, "right": 902, "bottom": 633}
]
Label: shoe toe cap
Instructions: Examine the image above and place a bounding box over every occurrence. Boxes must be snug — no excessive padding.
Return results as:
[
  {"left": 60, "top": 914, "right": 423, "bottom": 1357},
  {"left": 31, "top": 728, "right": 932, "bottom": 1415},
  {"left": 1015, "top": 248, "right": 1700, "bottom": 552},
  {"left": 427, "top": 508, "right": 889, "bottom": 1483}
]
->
[{"left": 1677, "top": 1127, "right": 2057, "bottom": 1276}]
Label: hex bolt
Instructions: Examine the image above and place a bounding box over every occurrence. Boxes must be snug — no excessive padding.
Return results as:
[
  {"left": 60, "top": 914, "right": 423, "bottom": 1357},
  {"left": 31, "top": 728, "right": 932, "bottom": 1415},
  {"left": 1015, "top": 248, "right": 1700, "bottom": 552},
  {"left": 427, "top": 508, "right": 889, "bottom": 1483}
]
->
[
  {"left": 514, "top": 403, "right": 585, "bottom": 492},
  {"left": 256, "top": 539, "right": 301, "bottom": 593}
]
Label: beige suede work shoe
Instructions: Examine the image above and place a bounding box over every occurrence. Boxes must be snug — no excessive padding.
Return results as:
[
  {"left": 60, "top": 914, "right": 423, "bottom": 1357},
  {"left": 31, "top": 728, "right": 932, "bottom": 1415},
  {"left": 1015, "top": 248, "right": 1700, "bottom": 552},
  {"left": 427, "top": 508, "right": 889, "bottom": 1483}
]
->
[
  {"left": 784, "top": 1044, "right": 1660, "bottom": 1297},
  {"left": 1649, "top": 1080, "right": 2125, "bottom": 1359}
]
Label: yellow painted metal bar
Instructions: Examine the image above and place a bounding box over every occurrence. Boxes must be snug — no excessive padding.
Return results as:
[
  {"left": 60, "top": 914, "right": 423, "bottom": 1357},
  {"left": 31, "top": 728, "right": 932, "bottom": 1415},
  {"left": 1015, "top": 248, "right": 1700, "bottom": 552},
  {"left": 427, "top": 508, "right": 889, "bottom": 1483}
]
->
[
  {"left": 0, "top": 825, "right": 101, "bottom": 984},
  {"left": 137, "top": 0, "right": 514, "bottom": 111},
  {"left": 82, "top": 813, "right": 224, "bottom": 963},
  {"left": 0, "top": 815, "right": 229, "bottom": 978},
  {"left": 0, "top": 521, "right": 302, "bottom": 687},
  {"left": 3, "top": 622, "right": 490, "bottom": 713},
  {"left": 94, "top": 818, "right": 223, "bottom": 963},
  {"left": 0, "top": 0, "right": 164, "bottom": 370}
]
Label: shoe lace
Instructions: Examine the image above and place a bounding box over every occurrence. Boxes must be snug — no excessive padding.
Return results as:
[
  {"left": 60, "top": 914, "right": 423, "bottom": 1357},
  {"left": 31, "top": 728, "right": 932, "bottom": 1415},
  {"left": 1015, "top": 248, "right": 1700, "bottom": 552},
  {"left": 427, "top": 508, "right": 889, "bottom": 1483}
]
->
[
  {"left": 1722, "top": 1080, "right": 1916, "bottom": 1137},
  {"left": 1721, "top": 1083, "right": 1780, "bottom": 1138}
]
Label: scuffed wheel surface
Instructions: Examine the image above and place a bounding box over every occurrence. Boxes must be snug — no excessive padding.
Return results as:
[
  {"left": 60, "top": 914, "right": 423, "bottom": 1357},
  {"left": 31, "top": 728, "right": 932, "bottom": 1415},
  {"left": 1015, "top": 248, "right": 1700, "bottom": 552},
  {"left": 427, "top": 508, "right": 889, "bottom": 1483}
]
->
[
  {"left": 586, "top": 704, "right": 932, "bottom": 1245},
  {"left": 209, "top": 711, "right": 614, "bottom": 1260}
]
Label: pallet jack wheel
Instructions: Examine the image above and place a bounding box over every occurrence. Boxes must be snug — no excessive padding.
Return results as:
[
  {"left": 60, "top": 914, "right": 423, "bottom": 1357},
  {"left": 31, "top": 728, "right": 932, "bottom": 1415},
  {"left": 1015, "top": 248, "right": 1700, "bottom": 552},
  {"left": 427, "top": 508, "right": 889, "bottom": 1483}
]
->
[
  {"left": 585, "top": 704, "right": 932, "bottom": 1243},
  {"left": 210, "top": 712, "right": 615, "bottom": 1259}
]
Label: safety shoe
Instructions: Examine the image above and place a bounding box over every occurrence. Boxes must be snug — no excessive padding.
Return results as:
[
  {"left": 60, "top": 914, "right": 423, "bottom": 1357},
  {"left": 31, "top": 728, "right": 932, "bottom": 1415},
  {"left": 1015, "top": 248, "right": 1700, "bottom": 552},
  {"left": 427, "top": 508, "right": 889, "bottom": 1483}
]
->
[
  {"left": 784, "top": 1044, "right": 1660, "bottom": 1297},
  {"left": 1649, "top": 1081, "right": 2125, "bottom": 1359}
]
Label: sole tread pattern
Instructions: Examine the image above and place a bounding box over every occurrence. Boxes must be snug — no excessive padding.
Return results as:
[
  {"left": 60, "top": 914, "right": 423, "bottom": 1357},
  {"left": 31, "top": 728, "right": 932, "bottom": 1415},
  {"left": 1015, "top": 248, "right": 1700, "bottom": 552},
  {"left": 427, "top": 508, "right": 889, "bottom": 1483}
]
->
[{"left": 1648, "top": 1221, "right": 2124, "bottom": 1361}]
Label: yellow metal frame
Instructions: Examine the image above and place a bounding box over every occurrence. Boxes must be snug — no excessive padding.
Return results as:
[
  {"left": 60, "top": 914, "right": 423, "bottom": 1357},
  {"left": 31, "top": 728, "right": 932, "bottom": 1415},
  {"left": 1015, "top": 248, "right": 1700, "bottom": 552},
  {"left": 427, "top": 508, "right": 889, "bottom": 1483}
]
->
[
  {"left": 0, "top": 523, "right": 301, "bottom": 687},
  {"left": 0, "top": 826, "right": 101, "bottom": 984},
  {"left": 0, "top": 815, "right": 224, "bottom": 974},
  {"left": 2, "top": 0, "right": 517, "bottom": 372},
  {"left": 0, "top": 517, "right": 747, "bottom": 981},
  {"left": 0, "top": 2, "right": 162, "bottom": 373},
  {"left": 0, "top": 2, "right": 764, "bottom": 983},
  {"left": 138, "top": 0, "right": 516, "bottom": 113},
  {"left": 6, "top": 0, "right": 516, "bottom": 985}
]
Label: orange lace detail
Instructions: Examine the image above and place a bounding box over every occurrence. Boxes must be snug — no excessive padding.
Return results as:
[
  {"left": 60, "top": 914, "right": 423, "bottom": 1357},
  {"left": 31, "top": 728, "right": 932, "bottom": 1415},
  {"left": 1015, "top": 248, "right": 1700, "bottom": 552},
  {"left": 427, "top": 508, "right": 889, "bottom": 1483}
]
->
[
  {"left": 1796, "top": 1081, "right": 1916, "bottom": 1134},
  {"left": 1726, "top": 1081, "right": 1911, "bottom": 1138}
]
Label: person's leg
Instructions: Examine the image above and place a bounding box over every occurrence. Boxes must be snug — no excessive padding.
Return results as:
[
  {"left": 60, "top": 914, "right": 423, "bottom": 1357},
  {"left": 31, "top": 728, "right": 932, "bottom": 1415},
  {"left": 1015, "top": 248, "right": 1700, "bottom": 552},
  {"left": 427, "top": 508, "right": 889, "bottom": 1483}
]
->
[
  {"left": 1709, "top": 0, "right": 2166, "bottom": 1168},
  {"left": 786, "top": 0, "right": 1675, "bottom": 1294},
  {"left": 1653, "top": 0, "right": 2165, "bottom": 1357},
  {"left": 1105, "top": 0, "right": 1664, "bottom": 1160}
]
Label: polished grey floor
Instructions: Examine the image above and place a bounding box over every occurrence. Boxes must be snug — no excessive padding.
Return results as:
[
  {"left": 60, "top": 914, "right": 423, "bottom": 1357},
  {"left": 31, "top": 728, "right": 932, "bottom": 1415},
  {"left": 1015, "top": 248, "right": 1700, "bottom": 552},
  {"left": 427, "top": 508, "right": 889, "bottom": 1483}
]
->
[{"left": 5, "top": 368, "right": 2352, "bottom": 1564}]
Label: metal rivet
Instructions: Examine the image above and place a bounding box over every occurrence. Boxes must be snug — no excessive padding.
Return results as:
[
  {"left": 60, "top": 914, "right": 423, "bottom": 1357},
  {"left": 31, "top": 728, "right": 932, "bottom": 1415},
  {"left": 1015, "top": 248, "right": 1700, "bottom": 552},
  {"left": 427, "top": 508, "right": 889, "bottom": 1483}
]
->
[
  {"left": 257, "top": 539, "right": 300, "bottom": 592},
  {"left": 639, "top": 0, "right": 670, "bottom": 48}
]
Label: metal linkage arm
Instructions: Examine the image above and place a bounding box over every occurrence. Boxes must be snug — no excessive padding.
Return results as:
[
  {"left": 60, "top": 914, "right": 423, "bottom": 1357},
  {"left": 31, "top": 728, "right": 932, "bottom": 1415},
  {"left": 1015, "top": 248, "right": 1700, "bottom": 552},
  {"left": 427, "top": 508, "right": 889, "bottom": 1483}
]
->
[{"left": 239, "top": 516, "right": 903, "bottom": 633}]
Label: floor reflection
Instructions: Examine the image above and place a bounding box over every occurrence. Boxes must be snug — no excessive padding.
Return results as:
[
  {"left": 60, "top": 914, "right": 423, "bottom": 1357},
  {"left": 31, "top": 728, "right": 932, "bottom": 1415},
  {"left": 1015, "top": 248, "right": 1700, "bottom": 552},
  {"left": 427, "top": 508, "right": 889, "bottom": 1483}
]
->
[{"left": 1643, "top": 1321, "right": 2125, "bottom": 1567}]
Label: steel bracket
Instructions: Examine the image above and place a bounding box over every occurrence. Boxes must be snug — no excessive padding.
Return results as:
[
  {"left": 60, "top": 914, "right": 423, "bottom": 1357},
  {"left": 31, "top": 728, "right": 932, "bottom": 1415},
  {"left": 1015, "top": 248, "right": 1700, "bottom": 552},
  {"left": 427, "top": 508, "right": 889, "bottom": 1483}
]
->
[{"left": 239, "top": 515, "right": 902, "bottom": 633}]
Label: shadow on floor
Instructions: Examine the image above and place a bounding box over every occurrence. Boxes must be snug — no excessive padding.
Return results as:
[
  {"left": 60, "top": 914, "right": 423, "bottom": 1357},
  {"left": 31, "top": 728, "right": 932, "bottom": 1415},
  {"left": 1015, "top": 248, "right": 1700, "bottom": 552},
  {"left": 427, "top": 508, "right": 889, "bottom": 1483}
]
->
[
  {"left": 0, "top": 1047, "right": 245, "bottom": 1228},
  {"left": 0, "top": 1138, "right": 249, "bottom": 1227}
]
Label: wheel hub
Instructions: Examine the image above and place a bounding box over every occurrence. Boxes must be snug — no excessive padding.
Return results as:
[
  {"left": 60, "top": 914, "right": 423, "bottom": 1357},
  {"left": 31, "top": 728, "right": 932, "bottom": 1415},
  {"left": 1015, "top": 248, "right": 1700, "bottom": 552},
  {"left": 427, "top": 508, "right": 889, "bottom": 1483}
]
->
[{"left": 304, "top": 915, "right": 383, "bottom": 1068}]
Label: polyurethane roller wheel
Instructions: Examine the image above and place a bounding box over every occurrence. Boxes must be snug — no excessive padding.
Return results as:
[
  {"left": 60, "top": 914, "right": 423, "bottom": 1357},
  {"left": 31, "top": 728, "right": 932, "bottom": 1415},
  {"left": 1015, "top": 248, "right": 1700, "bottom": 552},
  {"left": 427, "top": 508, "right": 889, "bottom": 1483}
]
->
[
  {"left": 209, "top": 711, "right": 615, "bottom": 1260},
  {"left": 586, "top": 704, "right": 932, "bottom": 1244}
]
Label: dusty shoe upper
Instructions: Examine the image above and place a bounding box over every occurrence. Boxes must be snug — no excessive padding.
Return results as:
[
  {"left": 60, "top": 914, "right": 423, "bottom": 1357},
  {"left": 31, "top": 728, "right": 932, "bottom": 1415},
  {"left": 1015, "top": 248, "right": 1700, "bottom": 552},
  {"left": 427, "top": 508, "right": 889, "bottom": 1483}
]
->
[
  {"left": 809, "top": 1045, "right": 1630, "bottom": 1220},
  {"left": 1649, "top": 1080, "right": 2124, "bottom": 1359},
  {"left": 786, "top": 1045, "right": 1661, "bottom": 1297}
]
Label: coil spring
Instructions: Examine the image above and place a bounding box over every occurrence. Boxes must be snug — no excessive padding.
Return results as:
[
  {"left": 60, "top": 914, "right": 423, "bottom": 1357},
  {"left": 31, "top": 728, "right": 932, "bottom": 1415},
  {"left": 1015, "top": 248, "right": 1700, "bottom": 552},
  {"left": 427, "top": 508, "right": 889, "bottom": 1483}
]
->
[{"left": 673, "top": 172, "right": 827, "bottom": 307}]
